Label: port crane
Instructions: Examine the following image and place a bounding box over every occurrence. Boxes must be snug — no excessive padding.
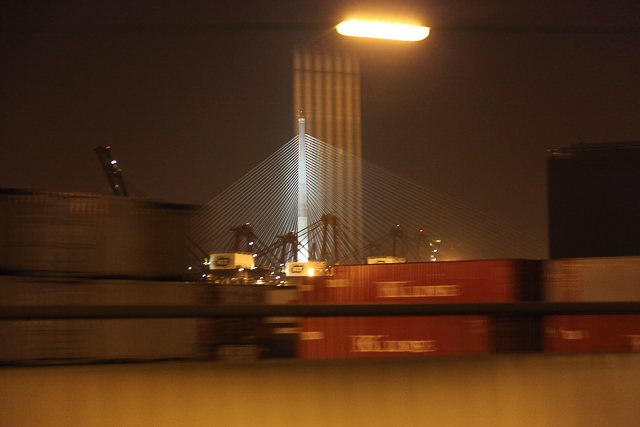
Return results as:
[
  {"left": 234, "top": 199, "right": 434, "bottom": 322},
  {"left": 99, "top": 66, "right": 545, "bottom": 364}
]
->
[{"left": 94, "top": 146, "right": 129, "bottom": 196}]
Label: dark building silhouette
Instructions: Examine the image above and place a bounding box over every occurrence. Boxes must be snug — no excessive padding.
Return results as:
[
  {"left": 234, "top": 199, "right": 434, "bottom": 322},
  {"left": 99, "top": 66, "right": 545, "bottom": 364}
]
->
[{"left": 547, "top": 141, "right": 640, "bottom": 259}]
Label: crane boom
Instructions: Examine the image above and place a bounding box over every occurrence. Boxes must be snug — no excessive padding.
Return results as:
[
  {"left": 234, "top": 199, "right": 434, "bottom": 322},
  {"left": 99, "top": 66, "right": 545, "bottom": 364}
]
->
[{"left": 94, "top": 146, "right": 129, "bottom": 196}]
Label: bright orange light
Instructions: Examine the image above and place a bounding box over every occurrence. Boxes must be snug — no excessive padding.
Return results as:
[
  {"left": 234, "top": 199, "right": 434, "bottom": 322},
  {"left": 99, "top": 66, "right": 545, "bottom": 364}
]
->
[{"left": 336, "top": 20, "right": 429, "bottom": 41}]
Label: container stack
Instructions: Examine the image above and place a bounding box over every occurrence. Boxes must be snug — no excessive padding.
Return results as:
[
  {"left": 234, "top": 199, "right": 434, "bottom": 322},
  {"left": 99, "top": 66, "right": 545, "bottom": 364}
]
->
[
  {"left": 0, "top": 277, "right": 201, "bottom": 364},
  {"left": 297, "top": 259, "right": 542, "bottom": 360},
  {"left": 542, "top": 256, "right": 640, "bottom": 353},
  {"left": 0, "top": 188, "right": 202, "bottom": 365}
]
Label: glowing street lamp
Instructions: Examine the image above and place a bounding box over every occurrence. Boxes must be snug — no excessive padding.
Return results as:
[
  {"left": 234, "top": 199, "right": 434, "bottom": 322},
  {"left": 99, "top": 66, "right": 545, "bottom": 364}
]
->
[{"left": 336, "top": 20, "right": 430, "bottom": 41}]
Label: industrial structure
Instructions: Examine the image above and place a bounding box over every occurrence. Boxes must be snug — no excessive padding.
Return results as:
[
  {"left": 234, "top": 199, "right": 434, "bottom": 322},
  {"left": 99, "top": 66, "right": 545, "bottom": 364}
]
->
[{"left": 548, "top": 141, "right": 640, "bottom": 259}]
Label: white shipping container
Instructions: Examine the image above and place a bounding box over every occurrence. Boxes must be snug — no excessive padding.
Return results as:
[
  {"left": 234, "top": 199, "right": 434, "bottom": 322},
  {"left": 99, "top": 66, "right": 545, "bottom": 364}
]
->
[
  {"left": 367, "top": 256, "right": 406, "bottom": 264},
  {"left": 285, "top": 261, "right": 327, "bottom": 277},
  {"left": 209, "top": 253, "right": 255, "bottom": 270},
  {"left": 543, "top": 256, "right": 640, "bottom": 301}
]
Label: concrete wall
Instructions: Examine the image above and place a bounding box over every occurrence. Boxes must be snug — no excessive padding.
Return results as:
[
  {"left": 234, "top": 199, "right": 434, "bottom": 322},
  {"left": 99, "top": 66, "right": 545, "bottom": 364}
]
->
[{"left": 2, "top": 353, "right": 639, "bottom": 427}]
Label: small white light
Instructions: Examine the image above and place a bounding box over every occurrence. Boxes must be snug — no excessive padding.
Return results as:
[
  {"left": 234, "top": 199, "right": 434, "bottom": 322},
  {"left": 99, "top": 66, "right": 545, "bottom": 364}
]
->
[
  {"left": 307, "top": 269, "right": 315, "bottom": 277},
  {"left": 249, "top": 242, "right": 254, "bottom": 246},
  {"left": 188, "top": 267, "right": 192, "bottom": 270},
  {"left": 111, "top": 160, "right": 117, "bottom": 164},
  {"left": 253, "top": 254, "right": 257, "bottom": 257},
  {"left": 275, "top": 276, "right": 280, "bottom": 280},
  {"left": 238, "top": 268, "right": 244, "bottom": 272}
]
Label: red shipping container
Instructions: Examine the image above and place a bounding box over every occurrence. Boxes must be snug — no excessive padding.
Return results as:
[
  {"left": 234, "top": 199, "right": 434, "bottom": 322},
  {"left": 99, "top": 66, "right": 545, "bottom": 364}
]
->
[
  {"left": 544, "top": 315, "right": 640, "bottom": 353},
  {"left": 301, "top": 260, "right": 540, "bottom": 304},
  {"left": 297, "top": 316, "right": 490, "bottom": 360}
]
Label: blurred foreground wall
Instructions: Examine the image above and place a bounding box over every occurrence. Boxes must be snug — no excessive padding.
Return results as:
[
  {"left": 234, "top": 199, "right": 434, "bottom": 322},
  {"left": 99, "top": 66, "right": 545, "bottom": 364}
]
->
[
  {"left": 2, "top": 353, "right": 639, "bottom": 427},
  {"left": 0, "top": 188, "right": 196, "bottom": 279}
]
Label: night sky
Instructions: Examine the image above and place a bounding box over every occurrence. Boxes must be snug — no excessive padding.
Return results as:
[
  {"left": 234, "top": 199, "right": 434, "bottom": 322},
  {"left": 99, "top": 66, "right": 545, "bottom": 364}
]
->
[{"left": 2, "top": 1, "right": 639, "bottom": 258}]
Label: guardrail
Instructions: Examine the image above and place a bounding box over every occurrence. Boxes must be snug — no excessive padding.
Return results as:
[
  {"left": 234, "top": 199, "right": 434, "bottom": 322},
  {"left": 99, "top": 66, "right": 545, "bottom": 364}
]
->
[{"left": 2, "top": 302, "right": 640, "bottom": 319}]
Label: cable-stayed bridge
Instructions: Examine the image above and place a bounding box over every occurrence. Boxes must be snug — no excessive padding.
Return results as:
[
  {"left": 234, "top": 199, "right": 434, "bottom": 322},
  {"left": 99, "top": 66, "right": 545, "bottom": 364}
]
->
[{"left": 191, "top": 134, "right": 546, "bottom": 264}]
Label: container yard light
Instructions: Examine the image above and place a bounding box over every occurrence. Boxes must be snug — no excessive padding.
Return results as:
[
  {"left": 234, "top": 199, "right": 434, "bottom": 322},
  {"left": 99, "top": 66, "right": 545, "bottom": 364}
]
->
[{"left": 336, "top": 20, "right": 429, "bottom": 41}]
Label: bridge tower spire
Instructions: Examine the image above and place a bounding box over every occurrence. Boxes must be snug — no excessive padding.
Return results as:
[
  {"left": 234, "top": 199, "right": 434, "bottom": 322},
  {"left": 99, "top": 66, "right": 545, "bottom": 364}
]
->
[{"left": 297, "top": 112, "right": 308, "bottom": 261}]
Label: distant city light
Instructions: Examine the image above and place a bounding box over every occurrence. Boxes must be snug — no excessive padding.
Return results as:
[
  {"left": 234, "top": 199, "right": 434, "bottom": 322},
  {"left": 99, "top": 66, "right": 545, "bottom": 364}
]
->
[
  {"left": 336, "top": 20, "right": 429, "bottom": 41},
  {"left": 111, "top": 160, "right": 117, "bottom": 164}
]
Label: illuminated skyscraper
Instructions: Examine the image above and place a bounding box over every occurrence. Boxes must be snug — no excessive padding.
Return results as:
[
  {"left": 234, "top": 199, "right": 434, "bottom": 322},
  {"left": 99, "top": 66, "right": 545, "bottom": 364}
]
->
[
  {"left": 293, "top": 48, "right": 361, "bottom": 157},
  {"left": 293, "top": 48, "right": 363, "bottom": 257}
]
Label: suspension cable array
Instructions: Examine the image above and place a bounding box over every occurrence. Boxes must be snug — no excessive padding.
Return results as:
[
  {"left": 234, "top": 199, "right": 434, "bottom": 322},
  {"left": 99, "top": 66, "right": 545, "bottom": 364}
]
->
[{"left": 192, "top": 135, "right": 546, "bottom": 266}]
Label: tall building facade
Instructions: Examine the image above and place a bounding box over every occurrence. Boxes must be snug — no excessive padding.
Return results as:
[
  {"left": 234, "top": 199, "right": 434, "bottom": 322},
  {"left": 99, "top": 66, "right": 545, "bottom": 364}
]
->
[
  {"left": 293, "top": 48, "right": 363, "bottom": 257},
  {"left": 293, "top": 48, "right": 361, "bottom": 157}
]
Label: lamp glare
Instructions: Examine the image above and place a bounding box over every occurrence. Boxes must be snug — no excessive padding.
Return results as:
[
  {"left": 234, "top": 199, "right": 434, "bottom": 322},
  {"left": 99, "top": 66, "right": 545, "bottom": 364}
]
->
[{"left": 336, "top": 20, "right": 429, "bottom": 41}]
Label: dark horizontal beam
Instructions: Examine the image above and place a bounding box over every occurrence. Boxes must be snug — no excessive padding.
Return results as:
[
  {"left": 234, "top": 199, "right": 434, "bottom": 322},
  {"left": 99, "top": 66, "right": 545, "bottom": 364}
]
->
[
  {"left": 1, "top": 23, "right": 638, "bottom": 35},
  {"left": 2, "top": 302, "right": 640, "bottom": 320}
]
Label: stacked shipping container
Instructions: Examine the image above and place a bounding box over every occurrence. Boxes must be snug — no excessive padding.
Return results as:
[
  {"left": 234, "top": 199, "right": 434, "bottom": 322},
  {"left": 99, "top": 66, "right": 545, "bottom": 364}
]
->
[
  {"left": 543, "top": 256, "right": 640, "bottom": 353},
  {"left": 297, "top": 260, "right": 542, "bottom": 359},
  {"left": 0, "top": 277, "right": 201, "bottom": 363},
  {"left": 0, "top": 188, "right": 202, "bottom": 364},
  {"left": 2, "top": 188, "right": 639, "bottom": 363}
]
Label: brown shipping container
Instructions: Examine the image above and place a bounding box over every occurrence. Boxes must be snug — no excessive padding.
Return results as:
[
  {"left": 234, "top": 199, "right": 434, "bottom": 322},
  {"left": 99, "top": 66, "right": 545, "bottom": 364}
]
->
[
  {"left": 300, "top": 259, "right": 540, "bottom": 304},
  {"left": 544, "top": 315, "right": 640, "bottom": 353},
  {"left": 0, "top": 318, "right": 199, "bottom": 364},
  {"left": 196, "top": 284, "right": 273, "bottom": 361},
  {"left": 543, "top": 256, "right": 640, "bottom": 302},
  {"left": 198, "top": 285, "right": 301, "bottom": 361},
  {"left": 297, "top": 316, "right": 490, "bottom": 360},
  {"left": 0, "top": 275, "right": 202, "bottom": 364},
  {"left": 0, "top": 189, "right": 195, "bottom": 279},
  {"left": 0, "top": 276, "right": 200, "bottom": 306},
  {"left": 492, "top": 315, "right": 542, "bottom": 353}
]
